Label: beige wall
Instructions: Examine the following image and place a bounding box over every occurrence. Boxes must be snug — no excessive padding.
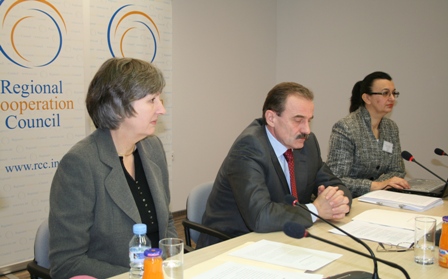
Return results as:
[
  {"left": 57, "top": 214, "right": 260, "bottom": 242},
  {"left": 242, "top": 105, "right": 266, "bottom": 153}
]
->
[
  {"left": 171, "top": 0, "right": 277, "bottom": 210},
  {"left": 276, "top": 0, "right": 448, "bottom": 180}
]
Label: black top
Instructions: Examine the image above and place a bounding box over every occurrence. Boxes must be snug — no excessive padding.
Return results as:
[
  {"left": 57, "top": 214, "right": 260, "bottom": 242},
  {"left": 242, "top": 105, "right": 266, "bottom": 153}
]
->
[{"left": 120, "top": 148, "right": 160, "bottom": 247}]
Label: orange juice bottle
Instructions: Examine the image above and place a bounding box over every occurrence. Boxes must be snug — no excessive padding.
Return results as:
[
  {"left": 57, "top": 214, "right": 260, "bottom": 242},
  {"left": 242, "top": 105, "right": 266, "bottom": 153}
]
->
[
  {"left": 143, "top": 248, "right": 164, "bottom": 279},
  {"left": 439, "top": 216, "right": 448, "bottom": 268}
]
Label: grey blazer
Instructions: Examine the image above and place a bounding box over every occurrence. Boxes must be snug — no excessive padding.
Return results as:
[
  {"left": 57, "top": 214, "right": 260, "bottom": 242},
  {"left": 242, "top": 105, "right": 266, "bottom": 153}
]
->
[
  {"left": 196, "top": 119, "right": 352, "bottom": 248},
  {"left": 49, "top": 129, "right": 177, "bottom": 279},
  {"left": 327, "top": 106, "right": 406, "bottom": 198}
]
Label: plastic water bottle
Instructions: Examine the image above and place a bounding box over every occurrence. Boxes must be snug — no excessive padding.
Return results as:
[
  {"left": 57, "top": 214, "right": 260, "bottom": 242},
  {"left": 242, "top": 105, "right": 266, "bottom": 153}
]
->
[{"left": 129, "top": 224, "right": 151, "bottom": 279}]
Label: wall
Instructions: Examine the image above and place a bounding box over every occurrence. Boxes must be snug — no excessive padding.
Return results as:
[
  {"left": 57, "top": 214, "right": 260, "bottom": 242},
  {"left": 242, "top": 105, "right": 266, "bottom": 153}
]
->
[
  {"left": 171, "top": 0, "right": 277, "bottom": 210},
  {"left": 275, "top": 0, "right": 448, "bottom": 180}
]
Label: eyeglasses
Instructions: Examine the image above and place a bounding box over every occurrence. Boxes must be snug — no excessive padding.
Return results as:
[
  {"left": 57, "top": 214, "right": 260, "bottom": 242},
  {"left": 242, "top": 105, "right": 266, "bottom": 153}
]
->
[
  {"left": 368, "top": 91, "right": 400, "bottom": 98},
  {"left": 376, "top": 242, "right": 413, "bottom": 252}
]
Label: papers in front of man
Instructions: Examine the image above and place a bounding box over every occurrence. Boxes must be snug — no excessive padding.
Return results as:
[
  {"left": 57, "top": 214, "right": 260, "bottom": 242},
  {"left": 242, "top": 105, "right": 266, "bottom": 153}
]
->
[
  {"left": 191, "top": 262, "right": 323, "bottom": 279},
  {"left": 329, "top": 209, "right": 443, "bottom": 246},
  {"left": 358, "top": 190, "right": 443, "bottom": 212},
  {"left": 185, "top": 241, "right": 327, "bottom": 279},
  {"left": 228, "top": 239, "right": 341, "bottom": 272}
]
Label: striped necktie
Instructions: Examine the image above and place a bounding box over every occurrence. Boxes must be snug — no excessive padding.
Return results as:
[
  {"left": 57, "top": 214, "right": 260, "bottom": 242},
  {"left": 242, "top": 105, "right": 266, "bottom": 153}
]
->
[{"left": 284, "top": 149, "right": 298, "bottom": 199}]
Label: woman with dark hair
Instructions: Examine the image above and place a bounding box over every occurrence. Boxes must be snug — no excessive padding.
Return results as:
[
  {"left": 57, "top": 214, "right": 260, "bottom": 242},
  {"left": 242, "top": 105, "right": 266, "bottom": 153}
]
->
[
  {"left": 48, "top": 58, "right": 178, "bottom": 278},
  {"left": 327, "top": 71, "right": 410, "bottom": 198}
]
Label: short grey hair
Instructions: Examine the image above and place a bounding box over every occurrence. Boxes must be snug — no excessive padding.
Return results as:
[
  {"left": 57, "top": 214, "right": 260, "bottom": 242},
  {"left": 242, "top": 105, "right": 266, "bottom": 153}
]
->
[{"left": 86, "top": 57, "right": 166, "bottom": 129}]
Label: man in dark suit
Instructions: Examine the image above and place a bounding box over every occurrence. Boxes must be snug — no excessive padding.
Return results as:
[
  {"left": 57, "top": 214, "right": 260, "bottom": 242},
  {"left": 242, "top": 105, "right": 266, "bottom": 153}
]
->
[{"left": 197, "top": 82, "right": 352, "bottom": 248}]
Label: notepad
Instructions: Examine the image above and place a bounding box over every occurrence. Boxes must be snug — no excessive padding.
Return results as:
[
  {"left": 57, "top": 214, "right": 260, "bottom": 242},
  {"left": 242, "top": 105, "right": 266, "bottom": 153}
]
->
[{"left": 358, "top": 190, "right": 443, "bottom": 212}]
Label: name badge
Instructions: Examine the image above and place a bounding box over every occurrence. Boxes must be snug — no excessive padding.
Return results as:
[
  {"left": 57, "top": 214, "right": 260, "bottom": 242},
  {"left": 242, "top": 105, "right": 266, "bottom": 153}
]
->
[{"left": 382, "top": 141, "right": 393, "bottom": 153}]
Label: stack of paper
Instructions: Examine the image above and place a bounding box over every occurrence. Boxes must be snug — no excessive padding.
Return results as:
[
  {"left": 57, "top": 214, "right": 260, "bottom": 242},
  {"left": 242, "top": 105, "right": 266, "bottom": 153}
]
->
[{"left": 358, "top": 190, "right": 443, "bottom": 212}]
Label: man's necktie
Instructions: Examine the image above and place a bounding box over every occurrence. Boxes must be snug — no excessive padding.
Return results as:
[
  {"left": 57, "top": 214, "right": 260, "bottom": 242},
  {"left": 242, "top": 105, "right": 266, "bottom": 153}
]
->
[{"left": 284, "top": 149, "right": 298, "bottom": 199}]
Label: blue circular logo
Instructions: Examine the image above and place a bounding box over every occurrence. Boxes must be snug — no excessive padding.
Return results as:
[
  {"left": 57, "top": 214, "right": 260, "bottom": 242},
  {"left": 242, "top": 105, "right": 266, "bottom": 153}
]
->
[
  {"left": 107, "top": 4, "right": 160, "bottom": 62},
  {"left": 0, "top": 0, "right": 67, "bottom": 68}
]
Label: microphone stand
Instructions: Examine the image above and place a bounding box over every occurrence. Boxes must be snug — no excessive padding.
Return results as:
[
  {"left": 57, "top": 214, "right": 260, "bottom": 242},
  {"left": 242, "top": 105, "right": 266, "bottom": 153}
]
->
[
  {"left": 402, "top": 151, "right": 446, "bottom": 183},
  {"left": 285, "top": 195, "right": 410, "bottom": 279},
  {"left": 411, "top": 159, "right": 446, "bottom": 183},
  {"left": 305, "top": 231, "right": 410, "bottom": 279}
]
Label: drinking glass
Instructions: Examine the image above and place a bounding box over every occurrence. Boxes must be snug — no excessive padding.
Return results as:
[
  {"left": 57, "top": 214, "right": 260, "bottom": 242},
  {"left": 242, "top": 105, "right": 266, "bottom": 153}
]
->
[
  {"left": 159, "top": 238, "right": 184, "bottom": 279},
  {"left": 414, "top": 217, "right": 436, "bottom": 265}
]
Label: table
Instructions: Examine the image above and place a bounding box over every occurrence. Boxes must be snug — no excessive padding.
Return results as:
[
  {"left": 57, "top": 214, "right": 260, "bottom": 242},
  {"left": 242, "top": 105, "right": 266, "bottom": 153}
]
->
[{"left": 111, "top": 198, "right": 448, "bottom": 278}]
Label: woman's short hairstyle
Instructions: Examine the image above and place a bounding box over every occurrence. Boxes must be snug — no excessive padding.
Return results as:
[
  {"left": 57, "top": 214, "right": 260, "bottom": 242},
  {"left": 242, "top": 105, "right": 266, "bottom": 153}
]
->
[
  {"left": 86, "top": 57, "right": 165, "bottom": 129},
  {"left": 349, "top": 71, "right": 392, "bottom": 113},
  {"left": 262, "top": 82, "right": 314, "bottom": 124}
]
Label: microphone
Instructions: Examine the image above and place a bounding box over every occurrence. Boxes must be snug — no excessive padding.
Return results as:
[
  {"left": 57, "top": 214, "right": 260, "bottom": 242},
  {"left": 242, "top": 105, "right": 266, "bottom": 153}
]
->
[
  {"left": 401, "top": 150, "right": 446, "bottom": 183},
  {"left": 435, "top": 148, "right": 447, "bottom": 156},
  {"left": 284, "top": 195, "right": 410, "bottom": 279}
]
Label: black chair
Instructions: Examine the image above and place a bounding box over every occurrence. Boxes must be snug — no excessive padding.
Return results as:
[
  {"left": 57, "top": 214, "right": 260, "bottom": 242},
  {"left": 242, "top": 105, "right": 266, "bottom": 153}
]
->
[
  {"left": 182, "top": 182, "right": 231, "bottom": 251},
  {"left": 27, "top": 219, "right": 51, "bottom": 279}
]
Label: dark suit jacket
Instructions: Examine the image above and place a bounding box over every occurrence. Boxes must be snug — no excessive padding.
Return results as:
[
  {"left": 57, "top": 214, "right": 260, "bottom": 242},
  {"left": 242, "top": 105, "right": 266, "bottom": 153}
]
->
[
  {"left": 197, "top": 119, "right": 352, "bottom": 248},
  {"left": 49, "top": 129, "right": 177, "bottom": 279}
]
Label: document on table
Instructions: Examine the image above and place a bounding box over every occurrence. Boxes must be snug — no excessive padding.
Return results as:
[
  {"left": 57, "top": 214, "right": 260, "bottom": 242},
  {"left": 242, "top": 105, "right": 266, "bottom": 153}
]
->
[
  {"left": 352, "top": 209, "right": 443, "bottom": 230},
  {"left": 329, "top": 220, "right": 415, "bottom": 245},
  {"left": 358, "top": 190, "right": 443, "bottom": 212},
  {"left": 191, "top": 262, "right": 323, "bottom": 279},
  {"left": 329, "top": 209, "right": 443, "bottom": 245},
  {"left": 228, "top": 239, "right": 341, "bottom": 271},
  {"left": 185, "top": 241, "right": 324, "bottom": 279}
]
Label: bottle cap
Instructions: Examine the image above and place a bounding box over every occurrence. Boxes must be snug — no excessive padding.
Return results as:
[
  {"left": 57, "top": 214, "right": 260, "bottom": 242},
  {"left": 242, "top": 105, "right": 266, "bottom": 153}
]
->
[
  {"left": 144, "top": 248, "right": 162, "bottom": 257},
  {"left": 443, "top": 216, "right": 448, "bottom": 222},
  {"left": 133, "top": 223, "right": 147, "bottom": 234}
]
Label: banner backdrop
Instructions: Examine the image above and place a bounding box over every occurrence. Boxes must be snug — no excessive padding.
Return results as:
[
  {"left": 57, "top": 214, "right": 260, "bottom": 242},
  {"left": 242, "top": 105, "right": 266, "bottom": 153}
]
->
[{"left": 0, "top": 0, "right": 172, "bottom": 271}]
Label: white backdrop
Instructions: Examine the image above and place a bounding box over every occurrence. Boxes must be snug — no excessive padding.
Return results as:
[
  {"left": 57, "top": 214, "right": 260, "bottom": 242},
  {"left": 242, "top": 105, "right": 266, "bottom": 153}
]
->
[
  {"left": 0, "top": 0, "right": 85, "bottom": 271},
  {"left": 0, "top": 0, "right": 172, "bottom": 272}
]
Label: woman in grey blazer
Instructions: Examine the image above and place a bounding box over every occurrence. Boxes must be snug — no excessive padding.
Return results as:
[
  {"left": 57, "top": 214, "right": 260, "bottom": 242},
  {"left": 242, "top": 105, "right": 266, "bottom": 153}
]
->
[
  {"left": 327, "top": 71, "right": 410, "bottom": 198},
  {"left": 48, "top": 58, "right": 177, "bottom": 278}
]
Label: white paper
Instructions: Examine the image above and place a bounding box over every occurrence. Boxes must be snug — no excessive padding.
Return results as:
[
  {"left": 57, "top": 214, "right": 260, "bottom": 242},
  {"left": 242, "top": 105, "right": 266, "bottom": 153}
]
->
[
  {"left": 352, "top": 209, "right": 442, "bottom": 230},
  {"left": 329, "top": 220, "right": 415, "bottom": 246},
  {"left": 329, "top": 209, "right": 443, "bottom": 246},
  {"left": 191, "top": 262, "right": 323, "bottom": 279},
  {"left": 228, "top": 239, "right": 341, "bottom": 271}
]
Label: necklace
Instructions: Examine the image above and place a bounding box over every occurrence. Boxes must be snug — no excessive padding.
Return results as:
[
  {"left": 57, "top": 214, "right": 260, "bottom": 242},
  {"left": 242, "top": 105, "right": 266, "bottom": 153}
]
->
[{"left": 118, "top": 145, "right": 136, "bottom": 157}]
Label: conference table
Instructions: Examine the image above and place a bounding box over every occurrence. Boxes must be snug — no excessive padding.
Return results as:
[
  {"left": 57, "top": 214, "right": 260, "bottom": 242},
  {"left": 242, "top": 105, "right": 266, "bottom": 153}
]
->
[{"left": 111, "top": 198, "right": 448, "bottom": 278}]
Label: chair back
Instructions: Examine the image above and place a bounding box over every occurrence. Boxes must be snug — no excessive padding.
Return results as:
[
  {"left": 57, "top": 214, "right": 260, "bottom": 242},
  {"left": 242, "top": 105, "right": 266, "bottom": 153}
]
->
[
  {"left": 35, "top": 219, "right": 50, "bottom": 269},
  {"left": 185, "top": 181, "right": 214, "bottom": 243},
  {"left": 27, "top": 219, "right": 51, "bottom": 279}
]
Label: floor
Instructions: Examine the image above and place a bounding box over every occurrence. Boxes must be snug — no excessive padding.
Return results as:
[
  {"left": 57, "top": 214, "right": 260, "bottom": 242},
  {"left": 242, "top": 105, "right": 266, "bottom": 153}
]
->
[{"left": 0, "top": 211, "right": 187, "bottom": 279}]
